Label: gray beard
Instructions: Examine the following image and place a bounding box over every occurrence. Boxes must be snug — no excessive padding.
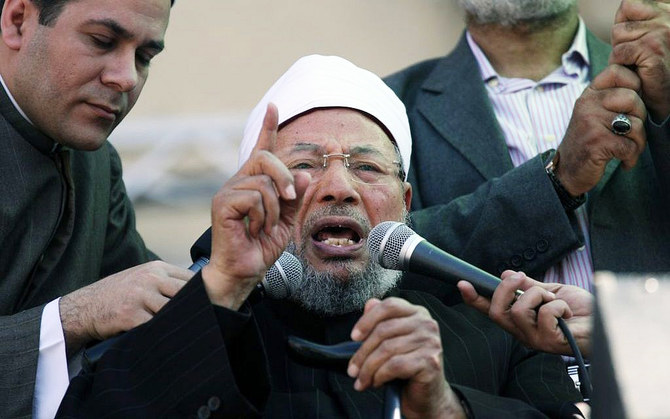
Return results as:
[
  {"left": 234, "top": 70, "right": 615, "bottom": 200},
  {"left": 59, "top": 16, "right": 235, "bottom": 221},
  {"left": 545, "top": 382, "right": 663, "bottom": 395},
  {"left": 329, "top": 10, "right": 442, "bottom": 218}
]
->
[
  {"left": 287, "top": 243, "right": 402, "bottom": 316},
  {"left": 456, "top": 0, "right": 576, "bottom": 26},
  {"left": 285, "top": 205, "right": 409, "bottom": 316}
]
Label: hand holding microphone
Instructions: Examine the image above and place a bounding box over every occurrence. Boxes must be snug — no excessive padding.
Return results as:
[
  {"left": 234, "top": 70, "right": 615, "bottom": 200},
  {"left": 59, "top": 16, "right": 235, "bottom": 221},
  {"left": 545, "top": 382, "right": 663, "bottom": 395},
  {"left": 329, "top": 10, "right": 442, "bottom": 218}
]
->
[
  {"left": 459, "top": 271, "right": 593, "bottom": 358},
  {"left": 367, "top": 221, "right": 592, "bottom": 398},
  {"left": 367, "top": 221, "right": 592, "bottom": 356}
]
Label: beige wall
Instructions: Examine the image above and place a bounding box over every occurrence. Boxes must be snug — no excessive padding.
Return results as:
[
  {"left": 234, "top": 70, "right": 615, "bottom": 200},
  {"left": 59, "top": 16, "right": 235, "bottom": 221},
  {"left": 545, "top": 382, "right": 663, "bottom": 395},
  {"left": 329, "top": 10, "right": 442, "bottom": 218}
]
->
[
  {"left": 123, "top": 0, "right": 624, "bottom": 266},
  {"left": 131, "top": 0, "right": 621, "bottom": 118}
]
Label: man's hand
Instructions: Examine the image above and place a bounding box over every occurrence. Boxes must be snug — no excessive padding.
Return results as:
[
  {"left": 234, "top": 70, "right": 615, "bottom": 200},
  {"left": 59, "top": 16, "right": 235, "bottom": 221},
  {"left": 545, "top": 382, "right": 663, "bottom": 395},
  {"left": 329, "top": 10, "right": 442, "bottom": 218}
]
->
[
  {"left": 611, "top": 0, "right": 670, "bottom": 121},
  {"left": 202, "top": 103, "right": 310, "bottom": 309},
  {"left": 458, "top": 271, "right": 593, "bottom": 357},
  {"left": 557, "top": 64, "right": 647, "bottom": 196},
  {"left": 348, "top": 298, "right": 466, "bottom": 419},
  {"left": 59, "top": 261, "right": 192, "bottom": 354}
]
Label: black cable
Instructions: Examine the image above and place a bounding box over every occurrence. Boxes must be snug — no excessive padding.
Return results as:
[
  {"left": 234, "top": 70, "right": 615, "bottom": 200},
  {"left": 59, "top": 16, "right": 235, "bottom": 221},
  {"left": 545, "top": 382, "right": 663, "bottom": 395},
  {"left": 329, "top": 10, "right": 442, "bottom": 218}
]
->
[{"left": 557, "top": 317, "right": 592, "bottom": 401}]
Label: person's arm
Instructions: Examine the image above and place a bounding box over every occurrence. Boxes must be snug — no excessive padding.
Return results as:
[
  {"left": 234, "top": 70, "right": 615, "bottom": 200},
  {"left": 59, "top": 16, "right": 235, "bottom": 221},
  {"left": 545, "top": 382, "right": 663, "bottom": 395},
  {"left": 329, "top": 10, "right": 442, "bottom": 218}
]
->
[
  {"left": 57, "top": 273, "right": 271, "bottom": 418},
  {"left": 458, "top": 271, "right": 593, "bottom": 357},
  {"left": 408, "top": 65, "right": 645, "bottom": 291},
  {"left": 450, "top": 348, "right": 588, "bottom": 419},
  {"left": 58, "top": 104, "right": 310, "bottom": 417},
  {"left": 0, "top": 307, "right": 43, "bottom": 417},
  {"left": 610, "top": 0, "right": 670, "bottom": 201}
]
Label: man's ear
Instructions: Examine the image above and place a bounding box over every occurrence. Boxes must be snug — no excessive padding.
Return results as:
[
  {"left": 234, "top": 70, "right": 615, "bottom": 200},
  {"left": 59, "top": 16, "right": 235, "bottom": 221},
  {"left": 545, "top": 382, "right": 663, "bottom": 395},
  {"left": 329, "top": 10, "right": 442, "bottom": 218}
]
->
[
  {"left": 1, "top": 0, "right": 36, "bottom": 50},
  {"left": 403, "top": 182, "right": 412, "bottom": 212}
]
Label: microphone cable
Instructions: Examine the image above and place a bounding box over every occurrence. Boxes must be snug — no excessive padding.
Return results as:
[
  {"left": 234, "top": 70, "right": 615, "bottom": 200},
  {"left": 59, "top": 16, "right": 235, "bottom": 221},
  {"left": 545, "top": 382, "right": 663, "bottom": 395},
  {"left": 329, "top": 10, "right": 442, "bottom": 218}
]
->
[{"left": 557, "top": 317, "right": 592, "bottom": 401}]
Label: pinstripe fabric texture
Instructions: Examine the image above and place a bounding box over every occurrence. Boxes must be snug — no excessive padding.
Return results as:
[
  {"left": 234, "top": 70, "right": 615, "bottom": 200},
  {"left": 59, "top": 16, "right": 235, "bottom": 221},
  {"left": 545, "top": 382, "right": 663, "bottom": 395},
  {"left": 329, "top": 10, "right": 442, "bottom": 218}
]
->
[
  {"left": 59, "top": 274, "right": 581, "bottom": 418},
  {"left": 467, "top": 24, "right": 594, "bottom": 292},
  {"left": 0, "top": 82, "right": 156, "bottom": 417}
]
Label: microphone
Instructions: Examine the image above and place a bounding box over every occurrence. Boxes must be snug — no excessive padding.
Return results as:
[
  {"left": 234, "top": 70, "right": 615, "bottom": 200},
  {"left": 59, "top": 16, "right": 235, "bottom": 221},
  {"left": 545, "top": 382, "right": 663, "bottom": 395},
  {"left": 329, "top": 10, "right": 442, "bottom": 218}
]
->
[
  {"left": 189, "top": 227, "right": 212, "bottom": 272},
  {"left": 188, "top": 227, "right": 302, "bottom": 299},
  {"left": 367, "top": 222, "right": 593, "bottom": 400},
  {"left": 367, "top": 221, "right": 521, "bottom": 299}
]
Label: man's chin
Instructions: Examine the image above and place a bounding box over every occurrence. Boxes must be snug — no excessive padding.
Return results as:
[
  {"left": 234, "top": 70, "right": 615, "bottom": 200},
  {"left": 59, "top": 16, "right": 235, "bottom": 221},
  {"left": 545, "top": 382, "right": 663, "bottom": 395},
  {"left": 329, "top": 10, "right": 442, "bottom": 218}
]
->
[
  {"left": 56, "top": 131, "right": 110, "bottom": 151},
  {"left": 307, "top": 258, "right": 365, "bottom": 280}
]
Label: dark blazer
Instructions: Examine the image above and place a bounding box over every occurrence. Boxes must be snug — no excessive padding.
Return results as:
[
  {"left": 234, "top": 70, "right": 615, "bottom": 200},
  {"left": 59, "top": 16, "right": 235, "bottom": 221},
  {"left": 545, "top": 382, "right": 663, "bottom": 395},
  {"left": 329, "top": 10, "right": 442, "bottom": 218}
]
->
[
  {"left": 384, "top": 31, "right": 670, "bottom": 301},
  {"left": 0, "top": 86, "right": 155, "bottom": 417},
  {"left": 58, "top": 274, "right": 582, "bottom": 418}
]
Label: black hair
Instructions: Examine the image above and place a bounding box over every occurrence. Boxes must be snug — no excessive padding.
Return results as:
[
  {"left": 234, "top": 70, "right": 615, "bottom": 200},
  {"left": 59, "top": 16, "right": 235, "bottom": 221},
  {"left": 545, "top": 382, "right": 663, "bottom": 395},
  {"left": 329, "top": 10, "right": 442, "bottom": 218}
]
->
[{"left": 0, "top": 0, "right": 175, "bottom": 27}]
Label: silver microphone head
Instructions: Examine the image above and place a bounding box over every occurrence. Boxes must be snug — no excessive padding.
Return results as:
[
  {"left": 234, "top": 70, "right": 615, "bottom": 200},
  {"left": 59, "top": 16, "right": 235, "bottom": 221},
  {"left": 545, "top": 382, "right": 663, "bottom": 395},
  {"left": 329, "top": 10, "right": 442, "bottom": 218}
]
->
[
  {"left": 262, "top": 251, "right": 303, "bottom": 299},
  {"left": 367, "top": 221, "right": 423, "bottom": 270}
]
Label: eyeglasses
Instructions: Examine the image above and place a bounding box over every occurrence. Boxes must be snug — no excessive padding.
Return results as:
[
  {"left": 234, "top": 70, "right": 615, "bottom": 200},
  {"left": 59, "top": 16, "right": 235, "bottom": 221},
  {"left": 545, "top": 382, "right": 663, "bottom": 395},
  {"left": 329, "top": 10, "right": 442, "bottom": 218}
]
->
[{"left": 287, "top": 152, "right": 404, "bottom": 186}]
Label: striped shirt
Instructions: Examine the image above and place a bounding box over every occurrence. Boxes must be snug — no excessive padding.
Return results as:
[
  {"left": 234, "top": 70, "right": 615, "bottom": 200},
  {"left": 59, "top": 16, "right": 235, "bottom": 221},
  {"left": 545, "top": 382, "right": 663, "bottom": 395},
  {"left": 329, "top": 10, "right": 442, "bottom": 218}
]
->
[{"left": 467, "top": 19, "right": 594, "bottom": 292}]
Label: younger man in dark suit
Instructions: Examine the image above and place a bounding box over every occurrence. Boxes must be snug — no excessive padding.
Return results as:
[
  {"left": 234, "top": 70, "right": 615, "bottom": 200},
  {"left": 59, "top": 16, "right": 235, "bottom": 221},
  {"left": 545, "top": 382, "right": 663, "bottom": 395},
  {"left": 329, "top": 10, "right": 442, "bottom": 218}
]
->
[{"left": 0, "top": 0, "right": 190, "bottom": 416}]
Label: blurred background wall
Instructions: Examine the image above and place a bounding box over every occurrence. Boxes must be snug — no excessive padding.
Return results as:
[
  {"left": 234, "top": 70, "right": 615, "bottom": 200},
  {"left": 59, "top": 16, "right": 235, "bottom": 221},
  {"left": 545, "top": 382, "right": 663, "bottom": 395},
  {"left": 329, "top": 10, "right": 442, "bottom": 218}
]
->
[{"left": 113, "top": 0, "right": 623, "bottom": 267}]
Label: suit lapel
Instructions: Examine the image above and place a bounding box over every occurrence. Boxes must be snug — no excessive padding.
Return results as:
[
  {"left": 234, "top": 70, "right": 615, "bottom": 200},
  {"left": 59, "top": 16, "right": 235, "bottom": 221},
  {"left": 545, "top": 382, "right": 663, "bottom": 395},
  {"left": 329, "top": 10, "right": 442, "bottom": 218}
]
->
[
  {"left": 416, "top": 34, "right": 513, "bottom": 180},
  {"left": 416, "top": 30, "right": 620, "bottom": 194}
]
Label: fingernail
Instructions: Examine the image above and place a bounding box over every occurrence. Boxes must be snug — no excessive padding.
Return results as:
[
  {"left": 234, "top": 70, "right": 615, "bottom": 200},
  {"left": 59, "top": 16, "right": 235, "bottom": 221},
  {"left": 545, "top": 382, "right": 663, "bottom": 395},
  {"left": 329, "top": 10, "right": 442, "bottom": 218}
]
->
[
  {"left": 285, "top": 184, "right": 296, "bottom": 200},
  {"left": 354, "top": 379, "right": 362, "bottom": 391},
  {"left": 347, "top": 363, "right": 358, "bottom": 378},
  {"left": 351, "top": 328, "right": 362, "bottom": 341}
]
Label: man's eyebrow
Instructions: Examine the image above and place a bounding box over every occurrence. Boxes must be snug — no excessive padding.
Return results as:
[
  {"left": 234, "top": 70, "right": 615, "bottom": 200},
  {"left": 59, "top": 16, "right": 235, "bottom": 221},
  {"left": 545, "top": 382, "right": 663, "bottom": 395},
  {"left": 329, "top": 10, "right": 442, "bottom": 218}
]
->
[
  {"left": 349, "top": 145, "right": 388, "bottom": 158},
  {"left": 291, "top": 143, "right": 322, "bottom": 152},
  {"left": 85, "top": 18, "right": 165, "bottom": 52}
]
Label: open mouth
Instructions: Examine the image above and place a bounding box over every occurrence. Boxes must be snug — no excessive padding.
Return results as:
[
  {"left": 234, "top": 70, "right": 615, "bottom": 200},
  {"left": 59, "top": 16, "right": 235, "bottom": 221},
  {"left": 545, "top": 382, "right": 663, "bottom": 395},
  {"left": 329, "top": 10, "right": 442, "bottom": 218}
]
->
[{"left": 313, "top": 225, "right": 362, "bottom": 247}]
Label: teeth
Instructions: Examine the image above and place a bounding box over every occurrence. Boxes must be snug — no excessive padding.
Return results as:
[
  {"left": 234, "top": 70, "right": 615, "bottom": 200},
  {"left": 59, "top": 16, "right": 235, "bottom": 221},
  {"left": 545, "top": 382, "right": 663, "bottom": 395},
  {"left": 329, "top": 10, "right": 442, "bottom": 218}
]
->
[{"left": 322, "top": 238, "right": 355, "bottom": 247}]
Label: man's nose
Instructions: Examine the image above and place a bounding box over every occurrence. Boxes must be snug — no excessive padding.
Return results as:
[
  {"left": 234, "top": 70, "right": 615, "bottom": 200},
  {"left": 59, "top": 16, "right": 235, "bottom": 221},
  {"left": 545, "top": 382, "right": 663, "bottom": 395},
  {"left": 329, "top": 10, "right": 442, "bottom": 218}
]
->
[
  {"left": 314, "top": 160, "right": 361, "bottom": 205},
  {"left": 101, "top": 51, "right": 139, "bottom": 92}
]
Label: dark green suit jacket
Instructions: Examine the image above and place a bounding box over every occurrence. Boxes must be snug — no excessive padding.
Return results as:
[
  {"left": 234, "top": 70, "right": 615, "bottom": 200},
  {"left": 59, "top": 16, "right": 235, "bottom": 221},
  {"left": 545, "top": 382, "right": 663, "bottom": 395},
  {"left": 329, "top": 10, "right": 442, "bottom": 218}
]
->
[
  {"left": 0, "top": 85, "right": 155, "bottom": 417},
  {"left": 385, "top": 30, "right": 670, "bottom": 302}
]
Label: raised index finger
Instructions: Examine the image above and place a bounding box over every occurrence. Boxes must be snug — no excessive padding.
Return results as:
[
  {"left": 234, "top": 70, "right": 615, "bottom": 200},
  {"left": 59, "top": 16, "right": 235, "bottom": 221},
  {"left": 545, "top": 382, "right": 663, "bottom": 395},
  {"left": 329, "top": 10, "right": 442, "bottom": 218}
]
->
[{"left": 253, "top": 102, "right": 279, "bottom": 154}]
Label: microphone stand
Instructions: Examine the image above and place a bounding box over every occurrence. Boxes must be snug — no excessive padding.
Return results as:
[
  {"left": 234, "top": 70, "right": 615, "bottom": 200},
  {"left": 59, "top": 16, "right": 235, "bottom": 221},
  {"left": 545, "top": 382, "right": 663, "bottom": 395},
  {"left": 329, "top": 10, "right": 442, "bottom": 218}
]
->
[{"left": 287, "top": 336, "right": 402, "bottom": 419}]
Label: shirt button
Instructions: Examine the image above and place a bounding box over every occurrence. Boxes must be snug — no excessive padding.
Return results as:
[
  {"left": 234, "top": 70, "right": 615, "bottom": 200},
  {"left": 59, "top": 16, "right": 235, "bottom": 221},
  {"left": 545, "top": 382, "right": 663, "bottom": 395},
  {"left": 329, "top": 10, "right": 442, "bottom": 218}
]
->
[
  {"left": 577, "top": 245, "right": 586, "bottom": 252},
  {"left": 487, "top": 78, "right": 499, "bottom": 87}
]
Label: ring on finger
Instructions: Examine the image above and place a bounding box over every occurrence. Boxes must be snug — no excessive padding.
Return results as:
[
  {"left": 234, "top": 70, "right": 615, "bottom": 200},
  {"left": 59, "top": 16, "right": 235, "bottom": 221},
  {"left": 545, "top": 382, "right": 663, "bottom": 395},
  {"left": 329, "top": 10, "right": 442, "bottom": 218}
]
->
[{"left": 611, "top": 113, "right": 632, "bottom": 136}]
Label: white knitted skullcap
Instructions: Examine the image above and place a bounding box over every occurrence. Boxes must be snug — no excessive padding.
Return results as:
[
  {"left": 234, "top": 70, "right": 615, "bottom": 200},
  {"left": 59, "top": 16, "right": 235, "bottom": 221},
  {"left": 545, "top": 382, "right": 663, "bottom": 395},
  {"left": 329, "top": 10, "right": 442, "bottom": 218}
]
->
[{"left": 237, "top": 55, "right": 411, "bottom": 179}]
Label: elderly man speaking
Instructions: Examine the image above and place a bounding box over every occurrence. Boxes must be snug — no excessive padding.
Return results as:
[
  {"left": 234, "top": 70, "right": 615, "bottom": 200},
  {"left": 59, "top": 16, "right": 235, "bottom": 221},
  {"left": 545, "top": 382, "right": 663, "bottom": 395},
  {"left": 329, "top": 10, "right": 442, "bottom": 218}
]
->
[{"left": 58, "top": 55, "right": 583, "bottom": 418}]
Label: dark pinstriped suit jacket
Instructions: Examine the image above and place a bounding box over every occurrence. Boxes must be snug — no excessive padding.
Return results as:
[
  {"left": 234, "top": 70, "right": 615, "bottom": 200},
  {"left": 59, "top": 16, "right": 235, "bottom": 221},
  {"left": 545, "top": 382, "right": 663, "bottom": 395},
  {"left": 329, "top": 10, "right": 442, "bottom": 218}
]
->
[
  {"left": 58, "top": 274, "right": 581, "bottom": 418},
  {"left": 0, "top": 85, "right": 155, "bottom": 418},
  {"left": 385, "top": 31, "right": 670, "bottom": 303}
]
